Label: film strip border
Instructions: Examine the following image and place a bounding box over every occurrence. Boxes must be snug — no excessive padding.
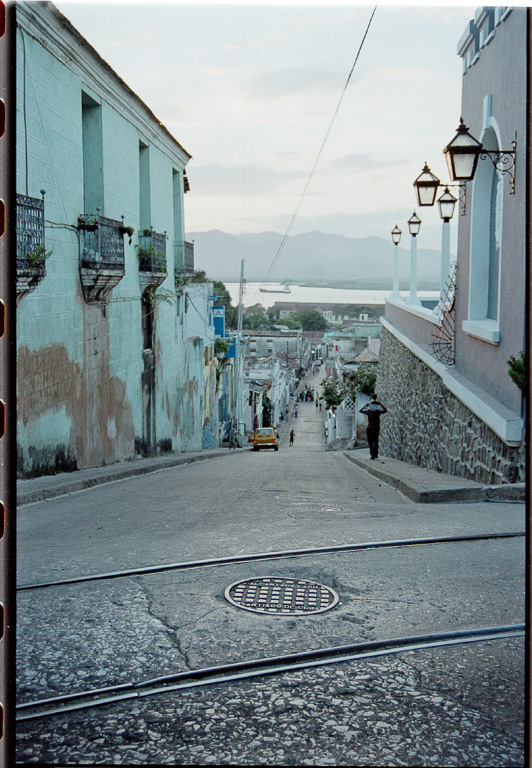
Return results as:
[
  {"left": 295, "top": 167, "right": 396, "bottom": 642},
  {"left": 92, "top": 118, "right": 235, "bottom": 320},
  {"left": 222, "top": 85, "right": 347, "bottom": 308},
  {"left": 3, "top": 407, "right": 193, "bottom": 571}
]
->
[{"left": 0, "top": 1, "right": 12, "bottom": 763}]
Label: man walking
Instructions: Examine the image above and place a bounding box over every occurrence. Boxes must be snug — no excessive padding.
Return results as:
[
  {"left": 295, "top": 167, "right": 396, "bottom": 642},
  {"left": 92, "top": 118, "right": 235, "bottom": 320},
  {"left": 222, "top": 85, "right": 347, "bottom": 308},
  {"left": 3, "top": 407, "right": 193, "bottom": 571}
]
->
[
  {"left": 290, "top": 429, "right": 295, "bottom": 446},
  {"left": 360, "top": 394, "right": 387, "bottom": 460}
]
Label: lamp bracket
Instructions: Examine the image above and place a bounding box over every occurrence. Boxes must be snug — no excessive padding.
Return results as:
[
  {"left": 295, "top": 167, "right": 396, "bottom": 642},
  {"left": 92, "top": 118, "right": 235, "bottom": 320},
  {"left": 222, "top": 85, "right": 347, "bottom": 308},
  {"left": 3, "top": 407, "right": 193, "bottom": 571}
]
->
[{"left": 480, "top": 141, "right": 516, "bottom": 194}]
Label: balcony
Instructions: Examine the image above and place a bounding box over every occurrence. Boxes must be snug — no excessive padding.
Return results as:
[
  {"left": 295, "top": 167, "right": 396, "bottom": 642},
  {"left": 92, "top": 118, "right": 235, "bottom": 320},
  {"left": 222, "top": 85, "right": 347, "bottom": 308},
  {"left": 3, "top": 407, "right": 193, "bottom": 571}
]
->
[
  {"left": 174, "top": 240, "right": 194, "bottom": 282},
  {"left": 16, "top": 191, "right": 47, "bottom": 304},
  {"left": 78, "top": 212, "right": 127, "bottom": 303},
  {"left": 137, "top": 228, "right": 168, "bottom": 295}
]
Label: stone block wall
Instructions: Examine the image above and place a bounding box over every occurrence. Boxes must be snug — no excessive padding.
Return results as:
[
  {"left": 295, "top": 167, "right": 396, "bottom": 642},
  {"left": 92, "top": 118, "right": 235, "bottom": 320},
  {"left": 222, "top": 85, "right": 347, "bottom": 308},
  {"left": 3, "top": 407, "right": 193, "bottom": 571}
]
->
[{"left": 377, "top": 327, "right": 525, "bottom": 485}]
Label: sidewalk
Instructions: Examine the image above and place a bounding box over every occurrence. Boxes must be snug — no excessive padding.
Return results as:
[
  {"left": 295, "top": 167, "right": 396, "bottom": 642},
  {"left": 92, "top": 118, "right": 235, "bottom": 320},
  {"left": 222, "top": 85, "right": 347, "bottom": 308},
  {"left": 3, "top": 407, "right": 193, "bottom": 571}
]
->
[
  {"left": 17, "top": 420, "right": 525, "bottom": 508},
  {"left": 344, "top": 449, "right": 526, "bottom": 504},
  {"left": 17, "top": 448, "right": 234, "bottom": 506}
]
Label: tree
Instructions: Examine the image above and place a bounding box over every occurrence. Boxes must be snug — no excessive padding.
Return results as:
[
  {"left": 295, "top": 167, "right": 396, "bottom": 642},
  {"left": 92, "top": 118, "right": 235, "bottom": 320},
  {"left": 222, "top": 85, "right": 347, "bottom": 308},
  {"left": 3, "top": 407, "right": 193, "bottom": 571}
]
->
[
  {"left": 320, "top": 374, "right": 345, "bottom": 409},
  {"left": 212, "top": 279, "right": 237, "bottom": 328},
  {"left": 281, "top": 315, "right": 303, "bottom": 330},
  {"left": 293, "top": 309, "right": 328, "bottom": 331},
  {"left": 346, "top": 364, "right": 377, "bottom": 396}
]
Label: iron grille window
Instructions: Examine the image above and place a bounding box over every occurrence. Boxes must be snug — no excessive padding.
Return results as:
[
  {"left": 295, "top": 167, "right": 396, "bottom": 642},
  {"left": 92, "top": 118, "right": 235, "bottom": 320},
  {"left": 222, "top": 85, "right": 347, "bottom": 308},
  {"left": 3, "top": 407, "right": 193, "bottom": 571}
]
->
[
  {"left": 137, "top": 228, "right": 167, "bottom": 273},
  {"left": 79, "top": 213, "right": 125, "bottom": 271},
  {"left": 16, "top": 192, "right": 46, "bottom": 271}
]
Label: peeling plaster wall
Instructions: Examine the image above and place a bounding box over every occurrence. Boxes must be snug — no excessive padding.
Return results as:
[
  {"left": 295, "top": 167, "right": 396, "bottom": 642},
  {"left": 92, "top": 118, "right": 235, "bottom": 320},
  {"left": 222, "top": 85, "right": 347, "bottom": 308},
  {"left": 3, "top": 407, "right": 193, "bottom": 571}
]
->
[{"left": 16, "top": 5, "right": 200, "bottom": 478}]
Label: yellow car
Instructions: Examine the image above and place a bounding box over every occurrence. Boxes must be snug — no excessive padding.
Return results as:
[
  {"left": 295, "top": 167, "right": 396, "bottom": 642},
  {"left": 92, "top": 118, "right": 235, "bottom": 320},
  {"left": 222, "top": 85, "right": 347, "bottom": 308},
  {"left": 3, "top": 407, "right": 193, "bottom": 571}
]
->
[{"left": 253, "top": 427, "right": 279, "bottom": 451}]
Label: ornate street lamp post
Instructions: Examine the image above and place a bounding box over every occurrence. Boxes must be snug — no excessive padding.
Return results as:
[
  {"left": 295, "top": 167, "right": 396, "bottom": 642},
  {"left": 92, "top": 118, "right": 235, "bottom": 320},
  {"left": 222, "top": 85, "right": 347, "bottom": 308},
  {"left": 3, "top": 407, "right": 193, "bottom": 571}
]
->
[
  {"left": 436, "top": 187, "right": 457, "bottom": 312},
  {"left": 443, "top": 117, "right": 516, "bottom": 193},
  {"left": 390, "top": 225, "right": 401, "bottom": 299},
  {"left": 406, "top": 212, "right": 421, "bottom": 306}
]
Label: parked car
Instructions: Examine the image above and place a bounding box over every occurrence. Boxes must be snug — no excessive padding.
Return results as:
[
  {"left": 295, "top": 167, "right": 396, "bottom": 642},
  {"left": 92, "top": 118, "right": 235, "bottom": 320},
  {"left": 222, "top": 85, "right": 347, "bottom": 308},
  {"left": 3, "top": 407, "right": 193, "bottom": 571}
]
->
[{"left": 253, "top": 427, "right": 279, "bottom": 451}]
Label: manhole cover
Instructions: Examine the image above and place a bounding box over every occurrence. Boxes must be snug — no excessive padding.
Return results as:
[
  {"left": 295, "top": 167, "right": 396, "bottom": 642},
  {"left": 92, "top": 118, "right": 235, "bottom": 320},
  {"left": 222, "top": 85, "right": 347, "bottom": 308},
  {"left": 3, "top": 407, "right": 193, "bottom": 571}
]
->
[{"left": 224, "top": 577, "right": 339, "bottom": 616}]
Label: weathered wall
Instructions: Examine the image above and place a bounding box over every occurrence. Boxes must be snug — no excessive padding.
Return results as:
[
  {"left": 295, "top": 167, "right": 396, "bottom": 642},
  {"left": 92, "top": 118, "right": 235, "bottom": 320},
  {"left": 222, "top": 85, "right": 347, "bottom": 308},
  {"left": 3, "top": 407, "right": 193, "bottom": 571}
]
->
[
  {"left": 16, "top": 6, "right": 200, "bottom": 478},
  {"left": 377, "top": 327, "right": 525, "bottom": 485},
  {"left": 454, "top": 7, "right": 526, "bottom": 416}
]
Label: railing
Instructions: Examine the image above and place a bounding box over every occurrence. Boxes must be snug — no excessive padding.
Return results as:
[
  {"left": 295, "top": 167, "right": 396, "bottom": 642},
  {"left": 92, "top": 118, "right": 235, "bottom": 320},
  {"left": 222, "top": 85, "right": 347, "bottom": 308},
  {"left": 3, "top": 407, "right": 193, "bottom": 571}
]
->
[
  {"left": 174, "top": 240, "right": 194, "bottom": 275},
  {"left": 431, "top": 262, "right": 457, "bottom": 365},
  {"left": 137, "top": 228, "right": 167, "bottom": 273},
  {"left": 78, "top": 212, "right": 125, "bottom": 271},
  {"left": 16, "top": 191, "right": 46, "bottom": 272}
]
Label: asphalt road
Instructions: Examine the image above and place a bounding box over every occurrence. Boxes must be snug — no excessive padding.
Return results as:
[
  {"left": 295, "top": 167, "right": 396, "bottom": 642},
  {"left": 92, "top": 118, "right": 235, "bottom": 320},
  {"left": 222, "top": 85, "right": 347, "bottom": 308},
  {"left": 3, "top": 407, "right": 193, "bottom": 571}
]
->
[{"left": 16, "top": 373, "right": 526, "bottom": 766}]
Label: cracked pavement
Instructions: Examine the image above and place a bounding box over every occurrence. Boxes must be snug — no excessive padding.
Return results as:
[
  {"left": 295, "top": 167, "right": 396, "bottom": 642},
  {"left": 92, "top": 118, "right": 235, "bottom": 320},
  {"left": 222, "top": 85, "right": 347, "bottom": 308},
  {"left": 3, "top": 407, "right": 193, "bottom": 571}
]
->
[{"left": 16, "top": 374, "right": 525, "bottom": 765}]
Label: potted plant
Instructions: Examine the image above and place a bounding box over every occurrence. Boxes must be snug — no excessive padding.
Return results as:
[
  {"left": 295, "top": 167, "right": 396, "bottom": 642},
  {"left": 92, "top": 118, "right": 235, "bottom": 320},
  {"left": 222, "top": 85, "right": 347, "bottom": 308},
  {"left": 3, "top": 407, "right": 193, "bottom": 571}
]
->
[
  {"left": 77, "top": 216, "right": 98, "bottom": 232},
  {"left": 136, "top": 244, "right": 166, "bottom": 272},
  {"left": 214, "top": 338, "right": 229, "bottom": 359},
  {"left": 119, "top": 224, "right": 135, "bottom": 245}
]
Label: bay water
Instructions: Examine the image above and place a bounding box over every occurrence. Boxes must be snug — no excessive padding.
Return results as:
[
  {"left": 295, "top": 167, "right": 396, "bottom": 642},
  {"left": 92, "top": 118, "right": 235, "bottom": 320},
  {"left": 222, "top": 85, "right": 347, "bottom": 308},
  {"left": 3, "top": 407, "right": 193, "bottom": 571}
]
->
[{"left": 226, "top": 282, "right": 439, "bottom": 309}]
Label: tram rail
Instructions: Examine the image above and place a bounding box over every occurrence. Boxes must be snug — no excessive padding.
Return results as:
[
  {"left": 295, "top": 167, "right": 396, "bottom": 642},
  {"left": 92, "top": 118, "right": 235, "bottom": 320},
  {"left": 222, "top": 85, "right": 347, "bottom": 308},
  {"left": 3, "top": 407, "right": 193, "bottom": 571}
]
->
[
  {"left": 17, "top": 624, "right": 524, "bottom": 721},
  {"left": 18, "top": 531, "right": 525, "bottom": 723},
  {"left": 17, "top": 530, "right": 525, "bottom": 591}
]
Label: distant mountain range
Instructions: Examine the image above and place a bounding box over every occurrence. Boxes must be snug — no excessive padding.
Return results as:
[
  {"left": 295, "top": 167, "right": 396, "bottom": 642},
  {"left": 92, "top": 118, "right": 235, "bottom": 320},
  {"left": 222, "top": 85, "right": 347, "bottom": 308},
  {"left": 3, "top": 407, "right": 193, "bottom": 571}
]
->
[{"left": 187, "top": 230, "right": 444, "bottom": 287}]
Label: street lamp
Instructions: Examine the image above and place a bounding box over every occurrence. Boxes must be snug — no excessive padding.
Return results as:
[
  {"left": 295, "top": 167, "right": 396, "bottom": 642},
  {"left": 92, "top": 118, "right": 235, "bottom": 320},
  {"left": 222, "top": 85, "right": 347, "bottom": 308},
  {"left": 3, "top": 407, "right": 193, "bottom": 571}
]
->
[
  {"left": 443, "top": 118, "right": 483, "bottom": 181},
  {"left": 413, "top": 163, "right": 441, "bottom": 207},
  {"left": 443, "top": 117, "right": 516, "bottom": 193},
  {"left": 436, "top": 187, "right": 457, "bottom": 312},
  {"left": 438, "top": 186, "right": 457, "bottom": 222},
  {"left": 390, "top": 225, "right": 401, "bottom": 299},
  {"left": 406, "top": 212, "right": 421, "bottom": 306},
  {"left": 413, "top": 161, "right": 466, "bottom": 215}
]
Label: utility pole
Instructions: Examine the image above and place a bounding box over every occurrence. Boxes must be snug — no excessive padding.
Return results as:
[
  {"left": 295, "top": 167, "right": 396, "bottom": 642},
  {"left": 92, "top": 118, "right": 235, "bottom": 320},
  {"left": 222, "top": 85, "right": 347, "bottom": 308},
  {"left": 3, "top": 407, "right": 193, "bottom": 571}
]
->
[
  {"left": 234, "top": 259, "right": 244, "bottom": 443},
  {"left": 271, "top": 338, "right": 276, "bottom": 427}
]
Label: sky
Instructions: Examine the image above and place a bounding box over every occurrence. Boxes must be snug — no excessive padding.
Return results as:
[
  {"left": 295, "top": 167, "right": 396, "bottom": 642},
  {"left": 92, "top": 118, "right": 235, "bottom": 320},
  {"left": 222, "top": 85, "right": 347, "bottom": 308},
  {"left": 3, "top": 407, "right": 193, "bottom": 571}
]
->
[{"left": 53, "top": 1, "right": 485, "bottom": 253}]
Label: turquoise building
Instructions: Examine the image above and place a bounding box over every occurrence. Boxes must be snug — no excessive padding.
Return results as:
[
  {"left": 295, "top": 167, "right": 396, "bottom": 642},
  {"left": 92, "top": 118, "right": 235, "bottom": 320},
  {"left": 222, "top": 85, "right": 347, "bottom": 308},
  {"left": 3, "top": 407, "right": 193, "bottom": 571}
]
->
[{"left": 16, "top": 1, "right": 208, "bottom": 477}]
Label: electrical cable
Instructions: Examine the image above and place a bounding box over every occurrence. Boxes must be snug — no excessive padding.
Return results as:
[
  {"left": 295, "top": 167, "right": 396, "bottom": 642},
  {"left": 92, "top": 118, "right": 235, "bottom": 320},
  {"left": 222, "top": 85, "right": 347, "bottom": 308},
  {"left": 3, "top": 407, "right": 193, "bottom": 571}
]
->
[{"left": 248, "top": 6, "right": 377, "bottom": 306}]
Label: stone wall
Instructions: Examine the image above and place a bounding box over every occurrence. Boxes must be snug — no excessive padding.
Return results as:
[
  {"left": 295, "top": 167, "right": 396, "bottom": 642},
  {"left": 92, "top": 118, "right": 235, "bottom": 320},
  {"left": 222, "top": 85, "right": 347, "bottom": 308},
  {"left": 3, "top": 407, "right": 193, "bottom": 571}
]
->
[{"left": 377, "top": 328, "right": 525, "bottom": 485}]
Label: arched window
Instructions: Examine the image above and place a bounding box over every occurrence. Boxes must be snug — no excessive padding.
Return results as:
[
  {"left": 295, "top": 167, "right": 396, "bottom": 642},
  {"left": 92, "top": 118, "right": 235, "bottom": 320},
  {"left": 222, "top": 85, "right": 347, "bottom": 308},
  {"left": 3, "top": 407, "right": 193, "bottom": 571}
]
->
[{"left": 465, "top": 125, "right": 502, "bottom": 342}]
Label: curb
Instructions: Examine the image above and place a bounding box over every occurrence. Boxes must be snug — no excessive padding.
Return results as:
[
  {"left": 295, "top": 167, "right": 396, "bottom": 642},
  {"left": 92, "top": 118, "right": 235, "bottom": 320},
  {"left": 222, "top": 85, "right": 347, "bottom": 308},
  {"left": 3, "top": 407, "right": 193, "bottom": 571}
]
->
[
  {"left": 343, "top": 452, "right": 526, "bottom": 504},
  {"left": 17, "top": 450, "right": 235, "bottom": 506}
]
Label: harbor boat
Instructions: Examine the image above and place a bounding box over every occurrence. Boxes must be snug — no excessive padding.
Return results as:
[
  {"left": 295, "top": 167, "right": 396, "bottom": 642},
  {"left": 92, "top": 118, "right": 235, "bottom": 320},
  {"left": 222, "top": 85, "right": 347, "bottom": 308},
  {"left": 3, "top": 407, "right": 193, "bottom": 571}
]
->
[{"left": 259, "top": 282, "right": 291, "bottom": 294}]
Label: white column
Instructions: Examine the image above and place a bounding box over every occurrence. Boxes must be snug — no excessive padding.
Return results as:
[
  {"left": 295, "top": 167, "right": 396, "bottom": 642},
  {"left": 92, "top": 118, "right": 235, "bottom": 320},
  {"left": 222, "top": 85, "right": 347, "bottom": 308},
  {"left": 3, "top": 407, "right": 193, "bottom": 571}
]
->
[
  {"left": 439, "top": 219, "right": 451, "bottom": 305},
  {"left": 406, "top": 235, "right": 421, "bottom": 306},
  {"left": 390, "top": 242, "right": 401, "bottom": 299}
]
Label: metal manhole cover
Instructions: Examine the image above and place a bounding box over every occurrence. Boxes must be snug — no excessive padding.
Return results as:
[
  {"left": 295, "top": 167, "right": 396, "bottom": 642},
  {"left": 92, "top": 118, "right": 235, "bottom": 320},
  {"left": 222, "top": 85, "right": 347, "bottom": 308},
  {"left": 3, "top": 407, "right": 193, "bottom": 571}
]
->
[{"left": 224, "top": 577, "right": 339, "bottom": 616}]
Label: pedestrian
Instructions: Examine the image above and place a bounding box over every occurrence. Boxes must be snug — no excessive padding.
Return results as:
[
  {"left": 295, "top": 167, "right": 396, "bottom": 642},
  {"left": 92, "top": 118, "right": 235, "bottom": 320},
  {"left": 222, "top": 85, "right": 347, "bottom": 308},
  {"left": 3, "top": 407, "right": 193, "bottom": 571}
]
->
[
  {"left": 359, "top": 394, "right": 388, "bottom": 460},
  {"left": 295, "top": 404, "right": 298, "bottom": 418},
  {"left": 290, "top": 429, "right": 295, "bottom": 446},
  {"left": 319, "top": 402, "right": 322, "bottom": 411},
  {"left": 315, "top": 398, "right": 318, "bottom": 408}
]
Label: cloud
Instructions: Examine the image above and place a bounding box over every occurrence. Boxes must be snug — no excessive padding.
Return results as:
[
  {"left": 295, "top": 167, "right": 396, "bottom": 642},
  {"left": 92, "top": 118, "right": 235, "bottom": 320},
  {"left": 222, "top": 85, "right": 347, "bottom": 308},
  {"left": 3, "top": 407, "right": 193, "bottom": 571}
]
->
[
  {"left": 248, "top": 65, "right": 345, "bottom": 101},
  {"left": 187, "top": 162, "right": 304, "bottom": 196},
  {"left": 324, "top": 153, "right": 405, "bottom": 174}
]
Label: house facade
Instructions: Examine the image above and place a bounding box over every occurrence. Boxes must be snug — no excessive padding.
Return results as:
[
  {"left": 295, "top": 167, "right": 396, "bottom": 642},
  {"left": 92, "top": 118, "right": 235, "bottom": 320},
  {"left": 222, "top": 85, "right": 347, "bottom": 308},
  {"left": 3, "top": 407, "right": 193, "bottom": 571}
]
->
[
  {"left": 16, "top": 1, "right": 208, "bottom": 477},
  {"left": 377, "top": 6, "right": 526, "bottom": 484}
]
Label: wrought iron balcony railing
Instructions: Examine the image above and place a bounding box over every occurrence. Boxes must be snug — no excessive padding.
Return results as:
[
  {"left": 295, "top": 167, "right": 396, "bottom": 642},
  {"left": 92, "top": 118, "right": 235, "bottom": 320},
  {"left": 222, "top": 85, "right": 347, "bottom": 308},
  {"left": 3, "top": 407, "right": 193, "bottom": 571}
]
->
[
  {"left": 16, "top": 191, "right": 48, "bottom": 304},
  {"left": 16, "top": 191, "right": 46, "bottom": 272},
  {"left": 78, "top": 212, "right": 125, "bottom": 271},
  {"left": 174, "top": 240, "right": 194, "bottom": 275},
  {"left": 137, "top": 228, "right": 167, "bottom": 273}
]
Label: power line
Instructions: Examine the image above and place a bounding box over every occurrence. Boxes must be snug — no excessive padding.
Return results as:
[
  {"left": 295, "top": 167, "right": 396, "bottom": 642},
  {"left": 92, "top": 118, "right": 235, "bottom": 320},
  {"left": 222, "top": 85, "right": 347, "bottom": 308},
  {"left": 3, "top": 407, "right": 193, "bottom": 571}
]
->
[{"left": 249, "top": 6, "right": 377, "bottom": 304}]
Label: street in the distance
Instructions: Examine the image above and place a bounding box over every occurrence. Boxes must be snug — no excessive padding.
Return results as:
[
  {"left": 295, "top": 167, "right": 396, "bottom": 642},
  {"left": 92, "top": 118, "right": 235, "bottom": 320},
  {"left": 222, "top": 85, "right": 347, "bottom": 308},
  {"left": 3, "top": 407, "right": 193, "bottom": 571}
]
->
[{"left": 16, "top": 371, "right": 525, "bottom": 766}]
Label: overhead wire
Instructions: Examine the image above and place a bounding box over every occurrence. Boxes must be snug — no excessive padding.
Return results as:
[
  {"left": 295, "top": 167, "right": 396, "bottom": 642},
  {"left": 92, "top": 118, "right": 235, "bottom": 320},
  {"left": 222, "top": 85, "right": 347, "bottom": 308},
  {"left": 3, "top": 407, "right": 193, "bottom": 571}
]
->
[
  {"left": 240, "top": 6, "right": 262, "bottom": 305},
  {"left": 247, "top": 5, "right": 377, "bottom": 307}
]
